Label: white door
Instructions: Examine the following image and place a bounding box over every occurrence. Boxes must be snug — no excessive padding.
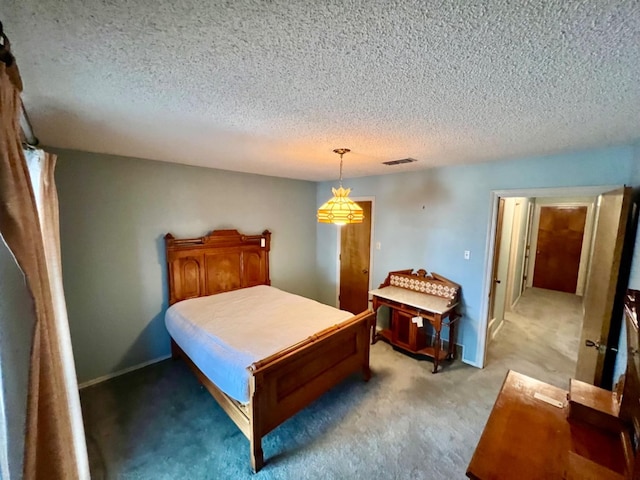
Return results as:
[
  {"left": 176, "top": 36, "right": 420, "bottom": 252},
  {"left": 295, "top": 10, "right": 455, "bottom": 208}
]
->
[{"left": 575, "top": 187, "right": 632, "bottom": 385}]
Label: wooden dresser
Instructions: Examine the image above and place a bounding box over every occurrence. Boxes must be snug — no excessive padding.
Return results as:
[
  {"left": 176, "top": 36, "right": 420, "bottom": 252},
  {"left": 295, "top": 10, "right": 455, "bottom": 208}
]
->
[
  {"left": 369, "top": 269, "right": 460, "bottom": 373},
  {"left": 466, "top": 371, "right": 630, "bottom": 479},
  {"left": 467, "top": 289, "right": 640, "bottom": 479}
]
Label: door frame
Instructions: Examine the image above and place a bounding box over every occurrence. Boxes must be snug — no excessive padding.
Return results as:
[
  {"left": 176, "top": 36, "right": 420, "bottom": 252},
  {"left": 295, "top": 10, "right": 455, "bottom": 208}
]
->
[
  {"left": 505, "top": 198, "right": 526, "bottom": 311},
  {"left": 487, "top": 198, "right": 506, "bottom": 342},
  {"left": 334, "top": 196, "right": 376, "bottom": 307},
  {"left": 518, "top": 202, "right": 535, "bottom": 299},
  {"left": 475, "top": 185, "right": 622, "bottom": 368}
]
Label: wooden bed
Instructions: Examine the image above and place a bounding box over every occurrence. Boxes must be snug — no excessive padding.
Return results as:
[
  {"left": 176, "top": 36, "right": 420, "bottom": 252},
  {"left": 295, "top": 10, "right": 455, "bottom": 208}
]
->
[{"left": 164, "top": 229, "right": 375, "bottom": 472}]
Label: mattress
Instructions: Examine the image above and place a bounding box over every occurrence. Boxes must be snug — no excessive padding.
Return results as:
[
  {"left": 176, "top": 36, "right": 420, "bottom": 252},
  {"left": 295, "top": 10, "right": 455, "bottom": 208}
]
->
[{"left": 165, "top": 285, "right": 354, "bottom": 403}]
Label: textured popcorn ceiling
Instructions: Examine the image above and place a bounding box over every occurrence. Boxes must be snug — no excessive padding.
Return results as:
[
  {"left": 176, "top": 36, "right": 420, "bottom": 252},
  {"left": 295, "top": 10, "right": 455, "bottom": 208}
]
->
[{"left": 5, "top": 1, "right": 640, "bottom": 181}]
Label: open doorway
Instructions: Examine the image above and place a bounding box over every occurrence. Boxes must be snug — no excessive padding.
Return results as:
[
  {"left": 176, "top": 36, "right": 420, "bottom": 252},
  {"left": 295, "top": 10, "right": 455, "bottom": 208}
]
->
[
  {"left": 487, "top": 196, "right": 598, "bottom": 345},
  {"left": 485, "top": 195, "right": 595, "bottom": 387},
  {"left": 479, "top": 185, "right": 632, "bottom": 388},
  {"left": 486, "top": 197, "right": 532, "bottom": 343}
]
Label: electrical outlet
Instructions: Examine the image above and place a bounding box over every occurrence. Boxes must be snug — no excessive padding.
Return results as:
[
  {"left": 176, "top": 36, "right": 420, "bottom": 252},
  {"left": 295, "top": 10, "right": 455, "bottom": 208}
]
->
[
  {"left": 376, "top": 242, "right": 381, "bottom": 250},
  {"left": 464, "top": 250, "right": 470, "bottom": 260}
]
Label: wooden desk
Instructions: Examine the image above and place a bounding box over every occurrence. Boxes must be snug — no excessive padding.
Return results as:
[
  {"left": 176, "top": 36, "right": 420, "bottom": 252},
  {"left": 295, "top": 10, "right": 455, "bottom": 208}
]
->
[
  {"left": 370, "top": 269, "right": 460, "bottom": 373},
  {"left": 467, "top": 371, "right": 629, "bottom": 479}
]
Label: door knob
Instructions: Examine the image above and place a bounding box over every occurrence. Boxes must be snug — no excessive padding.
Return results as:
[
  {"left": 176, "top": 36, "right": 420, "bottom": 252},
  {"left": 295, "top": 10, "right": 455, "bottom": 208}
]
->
[
  {"left": 585, "top": 339, "right": 615, "bottom": 353},
  {"left": 585, "top": 339, "right": 601, "bottom": 350},
  {"left": 362, "top": 269, "right": 368, "bottom": 274}
]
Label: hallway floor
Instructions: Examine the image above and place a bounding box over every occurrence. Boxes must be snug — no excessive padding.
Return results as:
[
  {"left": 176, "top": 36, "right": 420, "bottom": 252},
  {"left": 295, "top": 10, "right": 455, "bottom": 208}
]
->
[{"left": 488, "top": 286, "right": 584, "bottom": 389}]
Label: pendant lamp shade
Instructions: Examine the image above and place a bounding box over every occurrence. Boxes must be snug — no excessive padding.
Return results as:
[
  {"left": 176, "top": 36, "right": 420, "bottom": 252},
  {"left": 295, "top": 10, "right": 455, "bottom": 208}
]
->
[
  {"left": 317, "top": 186, "right": 364, "bottom": 225},
  {"left": 317, "top": 148, "right": 364, "bottom": 225}
]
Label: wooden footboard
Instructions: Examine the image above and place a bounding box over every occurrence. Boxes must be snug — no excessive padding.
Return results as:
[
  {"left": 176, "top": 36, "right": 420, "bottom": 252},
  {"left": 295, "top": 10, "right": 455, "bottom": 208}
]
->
[
  {"left": 248, "top": 309, "right": 375, "bottom": 471},
  {"left": 171, "top": 309, "right": 375, "bottom": 472}
]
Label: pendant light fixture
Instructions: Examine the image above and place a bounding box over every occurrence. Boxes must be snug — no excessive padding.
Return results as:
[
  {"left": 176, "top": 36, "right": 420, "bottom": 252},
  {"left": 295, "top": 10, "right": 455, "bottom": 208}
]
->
[{"left": 317, "top": 148, "right": 364, "bottom": 225}]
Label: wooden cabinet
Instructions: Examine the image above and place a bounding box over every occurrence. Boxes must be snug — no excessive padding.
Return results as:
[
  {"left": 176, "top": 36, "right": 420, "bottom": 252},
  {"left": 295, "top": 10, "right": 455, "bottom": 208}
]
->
[
  {"left": 391, "top": 309, "right": 426, "bottom": 351},
  {"left": 370, "top": 269, "right": 460, "bottom": 373}
]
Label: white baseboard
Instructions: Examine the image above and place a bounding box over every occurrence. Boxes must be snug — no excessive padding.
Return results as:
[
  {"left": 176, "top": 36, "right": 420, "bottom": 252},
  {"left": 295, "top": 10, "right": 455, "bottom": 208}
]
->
[
  {"left": 487, "top": 317, "right": 497, "bottom": 340},
  {"left": 79, "top": 354, "right": 172, "bottom": 390},
  {"left": 491, "top": 318, "right": 505, "bottom": 341},
  {"left": 510, "top": 294, "right": 522, "bottom": 310},
  {"left": 488, "top": 317, "right": 505, "bottom": 342}
]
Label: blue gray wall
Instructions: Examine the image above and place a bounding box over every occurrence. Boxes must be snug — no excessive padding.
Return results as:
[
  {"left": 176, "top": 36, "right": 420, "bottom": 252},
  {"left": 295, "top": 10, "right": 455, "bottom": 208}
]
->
[
  {"left": 316, "top": 146, "right": 635, "bottom": 366},
  {"left": 55, "top": 150, "right": 318, "bottom": 384},
  {"left": 632, "top": 142, "right": 640, "bottom": 186},
  {"left": 0, "top": 237, "right": 35, "bottom": 479}
]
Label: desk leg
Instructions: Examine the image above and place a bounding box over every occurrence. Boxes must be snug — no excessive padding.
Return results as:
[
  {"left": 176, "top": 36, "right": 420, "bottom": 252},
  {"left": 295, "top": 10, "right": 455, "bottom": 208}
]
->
[
  {"left": 447, "top": 317, "right": 458, "bottom": 361},
  {"left": 432, "top": 320, "right": 441, "bottom": 374},
  {"left": 371, "top": 305, "right": 379, "bottom": 344}
]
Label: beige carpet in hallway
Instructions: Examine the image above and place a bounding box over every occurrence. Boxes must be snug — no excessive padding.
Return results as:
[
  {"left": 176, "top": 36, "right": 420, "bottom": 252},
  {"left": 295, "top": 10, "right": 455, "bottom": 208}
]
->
[{"left": 489, "top": 286, "right": 584, "bottom": 389}]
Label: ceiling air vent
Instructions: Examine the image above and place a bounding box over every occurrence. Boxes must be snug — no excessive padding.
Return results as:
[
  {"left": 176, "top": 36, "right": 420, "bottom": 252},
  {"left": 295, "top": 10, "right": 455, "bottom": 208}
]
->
[{"left": 382, "top": 157, "right": 418, "bottom": 166}]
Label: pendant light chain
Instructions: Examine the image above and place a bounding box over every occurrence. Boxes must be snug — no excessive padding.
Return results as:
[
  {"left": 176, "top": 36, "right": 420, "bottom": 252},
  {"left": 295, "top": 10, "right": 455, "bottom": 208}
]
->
[{"left": 333, "top": 147, "right": 350, "bottom": 188}]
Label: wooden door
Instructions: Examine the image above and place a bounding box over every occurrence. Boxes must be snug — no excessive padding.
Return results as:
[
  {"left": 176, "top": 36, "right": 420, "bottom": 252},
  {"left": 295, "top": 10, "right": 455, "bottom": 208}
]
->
[
  {"left": 575, "top": 187, "right": 631, "bottom": 386},
  {"left": 533, "top": 206, "right": 587, "bottom": 293},
  {"left": 339, "top": 201, "right": 372, "bottom": 314},
  {"left": 488, "top": 199, "right": 505, "bottom": 325}
]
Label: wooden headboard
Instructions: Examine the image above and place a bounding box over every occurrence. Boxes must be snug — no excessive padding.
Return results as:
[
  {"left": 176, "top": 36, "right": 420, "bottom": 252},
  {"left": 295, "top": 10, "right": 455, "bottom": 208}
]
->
[{"left": 165, "top": 229, "right": 271, "bottom": 305}]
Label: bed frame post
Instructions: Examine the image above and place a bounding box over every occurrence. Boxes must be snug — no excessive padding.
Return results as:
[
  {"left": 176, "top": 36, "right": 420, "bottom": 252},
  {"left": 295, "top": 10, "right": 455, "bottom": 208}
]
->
[
  {"left": 362, "top": 316, "right": 374, "bottom": 381},
  {"left": 170, "top": 339, "right": 180, "bottom": 360},
  {"left": 249, "top": 375, "right": 264, "bottom": 473}
]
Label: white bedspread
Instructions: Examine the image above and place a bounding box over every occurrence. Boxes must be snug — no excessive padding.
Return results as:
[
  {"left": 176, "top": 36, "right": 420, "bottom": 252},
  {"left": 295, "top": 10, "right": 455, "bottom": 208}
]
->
[{"left": 165, "top": 285, "right": 354, "bottom": 403}]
